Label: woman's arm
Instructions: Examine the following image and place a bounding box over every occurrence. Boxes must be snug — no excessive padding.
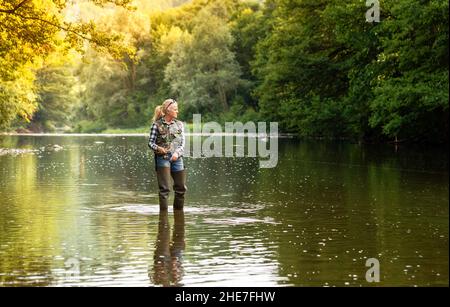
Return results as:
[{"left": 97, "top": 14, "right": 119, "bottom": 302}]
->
[
  {"left": 173, "top": 122, "right": 185, "bottom": 158},
  {"left": 148, "top": 123, "right": 159, "bottom": 152}
]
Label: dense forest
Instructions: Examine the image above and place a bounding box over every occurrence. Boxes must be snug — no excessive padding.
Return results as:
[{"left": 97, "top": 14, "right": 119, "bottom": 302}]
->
[{"left": 0, "top": 0, "right": 448, "bottom": 143}]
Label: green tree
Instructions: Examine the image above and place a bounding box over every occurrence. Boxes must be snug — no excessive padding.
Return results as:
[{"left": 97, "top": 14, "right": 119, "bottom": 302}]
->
[
  {"left": 0, "top": 0, "right": 134, "bottom": 129},
  {"left": 252, "top": 0, "right": 448, "bottom": 142},
  {"left": 70, "top": 0, "right": 193, "bottom": 130},
  {"left": 252, "top": 0, "right": 349, "bottom": 137},
  {"left": 165, "top": 2, "right": 242, "bottom": 116},
  {"left": 368, "top": 0, "right": 449, "bottom": 143},
  {"left": 33, "top": 59, "right": 78, "bottom": 132},
  {"left": 229, "top": 2, "right": 265, "bottom": 109},
  {"left": 0, "top": 65, "right": 37, "bottom": 130}
]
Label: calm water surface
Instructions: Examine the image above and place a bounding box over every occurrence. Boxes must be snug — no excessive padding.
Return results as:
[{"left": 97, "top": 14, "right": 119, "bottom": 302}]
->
[{"left": 0, "top": 135, "right": 448, "bottom": 287}]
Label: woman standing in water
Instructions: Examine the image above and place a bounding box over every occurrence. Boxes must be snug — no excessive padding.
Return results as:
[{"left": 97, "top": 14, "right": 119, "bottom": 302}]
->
[{"left": 148, "top": 99, "right": 187, "bottom": 211}]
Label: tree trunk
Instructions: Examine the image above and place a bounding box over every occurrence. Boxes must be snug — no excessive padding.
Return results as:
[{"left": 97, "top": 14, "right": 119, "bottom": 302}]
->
[{"left": 218, "top": 85, "right": 228, "bottom": 111}]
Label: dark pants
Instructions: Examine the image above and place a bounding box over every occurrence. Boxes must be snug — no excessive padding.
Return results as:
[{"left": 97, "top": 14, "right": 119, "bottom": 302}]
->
[{"left": 156, "top": 165, "right": 187, "bottom": 211}]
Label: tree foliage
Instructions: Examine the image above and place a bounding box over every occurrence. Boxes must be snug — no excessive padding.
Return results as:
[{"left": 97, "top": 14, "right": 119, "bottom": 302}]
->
[
  {"left": 252, "top": 0, "right": 448, "bottom": 142},
  {"left": 1, "top": 0, "right": 448, "bottom": 143},
  {"left": 165, "top": 2, "right": 243, "bottom": 115},
  {"left": 0, "top": 0, "right": 134, "bottom": 129}
]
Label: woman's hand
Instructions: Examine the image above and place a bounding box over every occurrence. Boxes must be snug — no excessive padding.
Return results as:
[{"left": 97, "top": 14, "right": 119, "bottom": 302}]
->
[
  {"left": 157, "top": 146, "right": 168, "bottom": 155},
  {"left": 171, "top": 153, "right": 179, "bottom": 162}
]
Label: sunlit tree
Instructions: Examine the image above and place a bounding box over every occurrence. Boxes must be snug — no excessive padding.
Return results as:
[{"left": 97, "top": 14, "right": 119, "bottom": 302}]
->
[
  {"left": 165, "top": 2, "right": 242, "bottom": 114},
  {"left": 0, "top": 0, "right": 134, "bottom": 129}
]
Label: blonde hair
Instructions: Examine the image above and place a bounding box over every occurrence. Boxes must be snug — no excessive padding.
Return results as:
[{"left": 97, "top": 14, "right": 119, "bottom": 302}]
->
[{"left": 152, "top": 99, "right": 177, "bottom": 122}]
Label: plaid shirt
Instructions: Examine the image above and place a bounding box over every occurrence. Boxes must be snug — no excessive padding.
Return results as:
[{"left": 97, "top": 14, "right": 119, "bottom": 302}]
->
[
  {"left": 148, "top": 121, "right": 185, "bottom": 157},
  {"left": 148, "top": 123, "right": 159, "bottom": 152}
]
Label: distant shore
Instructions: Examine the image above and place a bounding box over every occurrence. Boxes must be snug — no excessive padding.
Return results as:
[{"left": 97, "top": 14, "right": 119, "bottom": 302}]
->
[
  {"left": 2, "top": 131, "right": 448, "bottom": 145},
  {"left": 0, "top": 132, "right": 292, "bottom": 138}
]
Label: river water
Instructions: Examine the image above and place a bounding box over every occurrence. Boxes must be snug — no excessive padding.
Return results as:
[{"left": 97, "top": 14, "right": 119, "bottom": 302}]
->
[{"left": 0, "top": 135, "right": 448, "bottom": 287}]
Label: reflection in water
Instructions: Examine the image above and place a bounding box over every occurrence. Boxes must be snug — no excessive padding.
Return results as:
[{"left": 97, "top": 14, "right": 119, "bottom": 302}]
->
[{"left": 151, "top": 210, "right": 185, "bottom": 287}]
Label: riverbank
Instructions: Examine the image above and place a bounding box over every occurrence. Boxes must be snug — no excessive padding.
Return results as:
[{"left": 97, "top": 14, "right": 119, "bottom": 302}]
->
[
  {"left": 0, "top": 132, "right": 294, "bottom": 138},
  {"left": 1, "top": 129, "right": 448, "bottom": 146},
  {"left": 1, "top": 124, "right": 292, "bottom": 138}
]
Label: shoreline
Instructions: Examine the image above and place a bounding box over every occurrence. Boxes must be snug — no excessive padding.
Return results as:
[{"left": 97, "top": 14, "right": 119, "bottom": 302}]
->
[
  {"left": 0, "top": 132, "right": 295, "bottom": 138},
  {"left": 1, "top": 132, "right": 449, "bottom": 147}
]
